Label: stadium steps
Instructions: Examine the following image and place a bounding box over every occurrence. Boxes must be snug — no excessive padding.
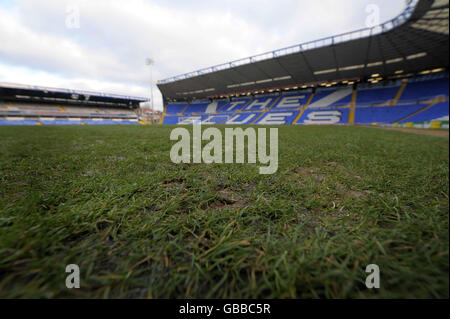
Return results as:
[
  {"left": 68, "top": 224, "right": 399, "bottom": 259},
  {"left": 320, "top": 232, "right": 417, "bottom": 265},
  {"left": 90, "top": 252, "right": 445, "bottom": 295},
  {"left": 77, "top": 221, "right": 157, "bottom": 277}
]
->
[
  {"left": 293, "top": 91, "right": 315, "bottom": 124},
  {"left": 348, "top": 87, "right": 357, "bottom": 124},
  {"left": 178, "top": 103, "right": 190, "bottom": 115},
  {"left": 160, "top": 104, "right": 168, "bottom": 124},
  {"left": 250, "top": 113, "right": 265, "bottom": 124},
  {"left": 267, "top": 95, "right": 282, "bottom": 111},
  {"left": 395, "top": 102, "right": 438, "bottom": 123},
  {"left": 250, "top": 95, "right": 282, "bottom": 124},
  {"left": 236, "top": 99, "right": 254, "bottom": 113},
  {"left": 391, "top": 79, "right": 408, "bottom": 106}
]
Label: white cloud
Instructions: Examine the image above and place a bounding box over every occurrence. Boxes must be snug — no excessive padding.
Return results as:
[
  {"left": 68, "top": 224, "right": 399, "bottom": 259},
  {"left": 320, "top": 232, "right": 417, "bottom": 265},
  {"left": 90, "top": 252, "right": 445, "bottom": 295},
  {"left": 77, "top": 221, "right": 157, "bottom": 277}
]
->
[{"left": 0, "top": 62, "right": 149, "bottom": 97}]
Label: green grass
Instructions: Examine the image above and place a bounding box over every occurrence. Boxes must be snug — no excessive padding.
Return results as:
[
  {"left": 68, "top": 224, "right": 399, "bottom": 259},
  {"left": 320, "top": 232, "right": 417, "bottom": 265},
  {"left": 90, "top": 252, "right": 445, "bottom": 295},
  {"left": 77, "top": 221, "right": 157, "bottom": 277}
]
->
[{"left": 0, "top": 125, "right": 448, "bottom": 299}]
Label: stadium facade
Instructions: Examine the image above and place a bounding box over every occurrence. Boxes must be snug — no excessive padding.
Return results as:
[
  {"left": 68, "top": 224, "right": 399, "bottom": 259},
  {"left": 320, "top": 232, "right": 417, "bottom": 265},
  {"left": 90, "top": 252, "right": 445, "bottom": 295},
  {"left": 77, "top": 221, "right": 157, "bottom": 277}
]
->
[{"left": 157, "top": 0, "right": 449, "bottom": 128}]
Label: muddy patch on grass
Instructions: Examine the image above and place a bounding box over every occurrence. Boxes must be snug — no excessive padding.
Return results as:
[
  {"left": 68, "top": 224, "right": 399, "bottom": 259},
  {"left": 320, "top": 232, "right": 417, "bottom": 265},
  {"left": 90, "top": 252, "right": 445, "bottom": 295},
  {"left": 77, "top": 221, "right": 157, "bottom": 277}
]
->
[
  {"left": 291, "top": 164, "right": 368, "bottom": 198},
  {"left": 336, "top": 183, "right": 368, "bottom": 199},
  {"left": 292, "top": 167, "right": 327, "bottom": 183},
  {"left": 63, "top": 230, "right": 91, "bottom": 246},
  {"left": 161, "top": 178, "right": 189, "bottom": 193},
  {"left": 162, "top": 177, "right": 185, "bottom": 186},
  {"left": 209, "top": 189, "right": 247, "bottom": 210}
]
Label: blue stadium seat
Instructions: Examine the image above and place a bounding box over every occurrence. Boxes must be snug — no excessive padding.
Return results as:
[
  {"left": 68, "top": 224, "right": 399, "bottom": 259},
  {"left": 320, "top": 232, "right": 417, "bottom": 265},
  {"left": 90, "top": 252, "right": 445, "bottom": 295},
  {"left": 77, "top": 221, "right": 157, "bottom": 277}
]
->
[
  {"left": 356, "top": 86, "right": 400, "bottom": 105},
  {"left": 354, "top": 105, "right": 425, "bottom": 124},
  {"left": 184, "top": 101, "right": 210, "bottom": 114},
  {"left": 166, "top": 102, "right": 189, "bottom": 115},
  {"left": 242, "top": 97, "right": 276, "bottom": 112},
  {"left": 271, "top": 93, "right": 311, "bottom": 111},
  {"left": 40, "top": 120, "right": 83, "bottom": 125},
  {"left": 218, "top": 98, "right": 252, "bottom": 113},
  {"left": 400, "top": 101, "right": 449, "bottom": 123},
  {"left": 0, "top": 119, "right": 39, "bottom": 126},
  {"left": 399, "top": 78, "right": 449, "bottom": 103},
  {"left": 214, "top": 100, "right": 231, "bottom": 112},
  {"left": 82, "top": 120, "right": 120, "bottom": 125},
  {"left": 161, "top": 76, "right": 449, "bottom": 126}
]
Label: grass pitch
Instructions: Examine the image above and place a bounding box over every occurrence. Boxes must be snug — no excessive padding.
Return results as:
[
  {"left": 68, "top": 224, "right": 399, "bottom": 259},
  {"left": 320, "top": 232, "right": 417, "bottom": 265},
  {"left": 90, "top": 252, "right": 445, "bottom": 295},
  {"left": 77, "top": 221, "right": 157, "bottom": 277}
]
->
[{"left": 0, "top": 125, "right": 448, "bottom": 299}]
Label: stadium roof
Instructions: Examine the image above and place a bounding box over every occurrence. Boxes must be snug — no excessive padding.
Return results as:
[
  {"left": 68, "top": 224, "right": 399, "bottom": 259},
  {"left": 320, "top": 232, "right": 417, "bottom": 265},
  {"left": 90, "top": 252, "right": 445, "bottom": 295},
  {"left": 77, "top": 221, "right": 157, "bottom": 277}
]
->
[
  {"left": 157, "top": 0, "right": 449, "bottom": 100},
  {"left": 0, "top": 82, "right": 148, "bottom": 102}
]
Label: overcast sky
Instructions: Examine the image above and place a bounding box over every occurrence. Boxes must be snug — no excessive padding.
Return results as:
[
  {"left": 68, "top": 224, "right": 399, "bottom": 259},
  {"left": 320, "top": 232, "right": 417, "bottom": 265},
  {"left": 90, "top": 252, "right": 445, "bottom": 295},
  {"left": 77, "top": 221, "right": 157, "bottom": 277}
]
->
[{"left": 0, "top": 0, "right": 407, "bottom": 110}]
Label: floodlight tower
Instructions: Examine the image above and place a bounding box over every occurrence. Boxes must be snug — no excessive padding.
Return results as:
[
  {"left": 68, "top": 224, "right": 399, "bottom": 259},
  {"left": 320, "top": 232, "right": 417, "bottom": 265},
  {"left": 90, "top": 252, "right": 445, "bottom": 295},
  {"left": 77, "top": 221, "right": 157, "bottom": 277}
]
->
[{"left": 145, "top": 58, "right": 155, "bottom": 111}]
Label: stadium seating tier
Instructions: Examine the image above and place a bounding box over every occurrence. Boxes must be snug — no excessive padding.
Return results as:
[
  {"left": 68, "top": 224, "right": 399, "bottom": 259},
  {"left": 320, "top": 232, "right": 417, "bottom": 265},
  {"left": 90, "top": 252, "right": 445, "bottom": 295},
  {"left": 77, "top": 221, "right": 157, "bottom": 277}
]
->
[{"left": 162, "top": 75, "right": 449, "bottom": 126}]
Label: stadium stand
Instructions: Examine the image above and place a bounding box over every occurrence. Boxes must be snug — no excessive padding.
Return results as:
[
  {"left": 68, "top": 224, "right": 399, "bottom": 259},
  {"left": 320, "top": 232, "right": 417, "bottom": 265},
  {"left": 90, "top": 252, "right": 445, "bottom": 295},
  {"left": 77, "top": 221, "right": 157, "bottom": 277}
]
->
[
  {"left": 0, "top": 83, "right": 146, "bottom": 126},
  {"left": 184, "top": 100, "right": 211, "bottom": 114},
  {"left": 354, "top": 105, "right": 426, "bottom": 124},
  {"left": 0, "top": 118, "right": 39, "bottom": 126},
  {"left": 0, "top": 102, "right": 141, "bottom": 126},
  {"left": 158, "top": 0, "right": 448, "bottom": 129},
  {"left": 161, "top": 72, "right": 449, "bottom": 126}
]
